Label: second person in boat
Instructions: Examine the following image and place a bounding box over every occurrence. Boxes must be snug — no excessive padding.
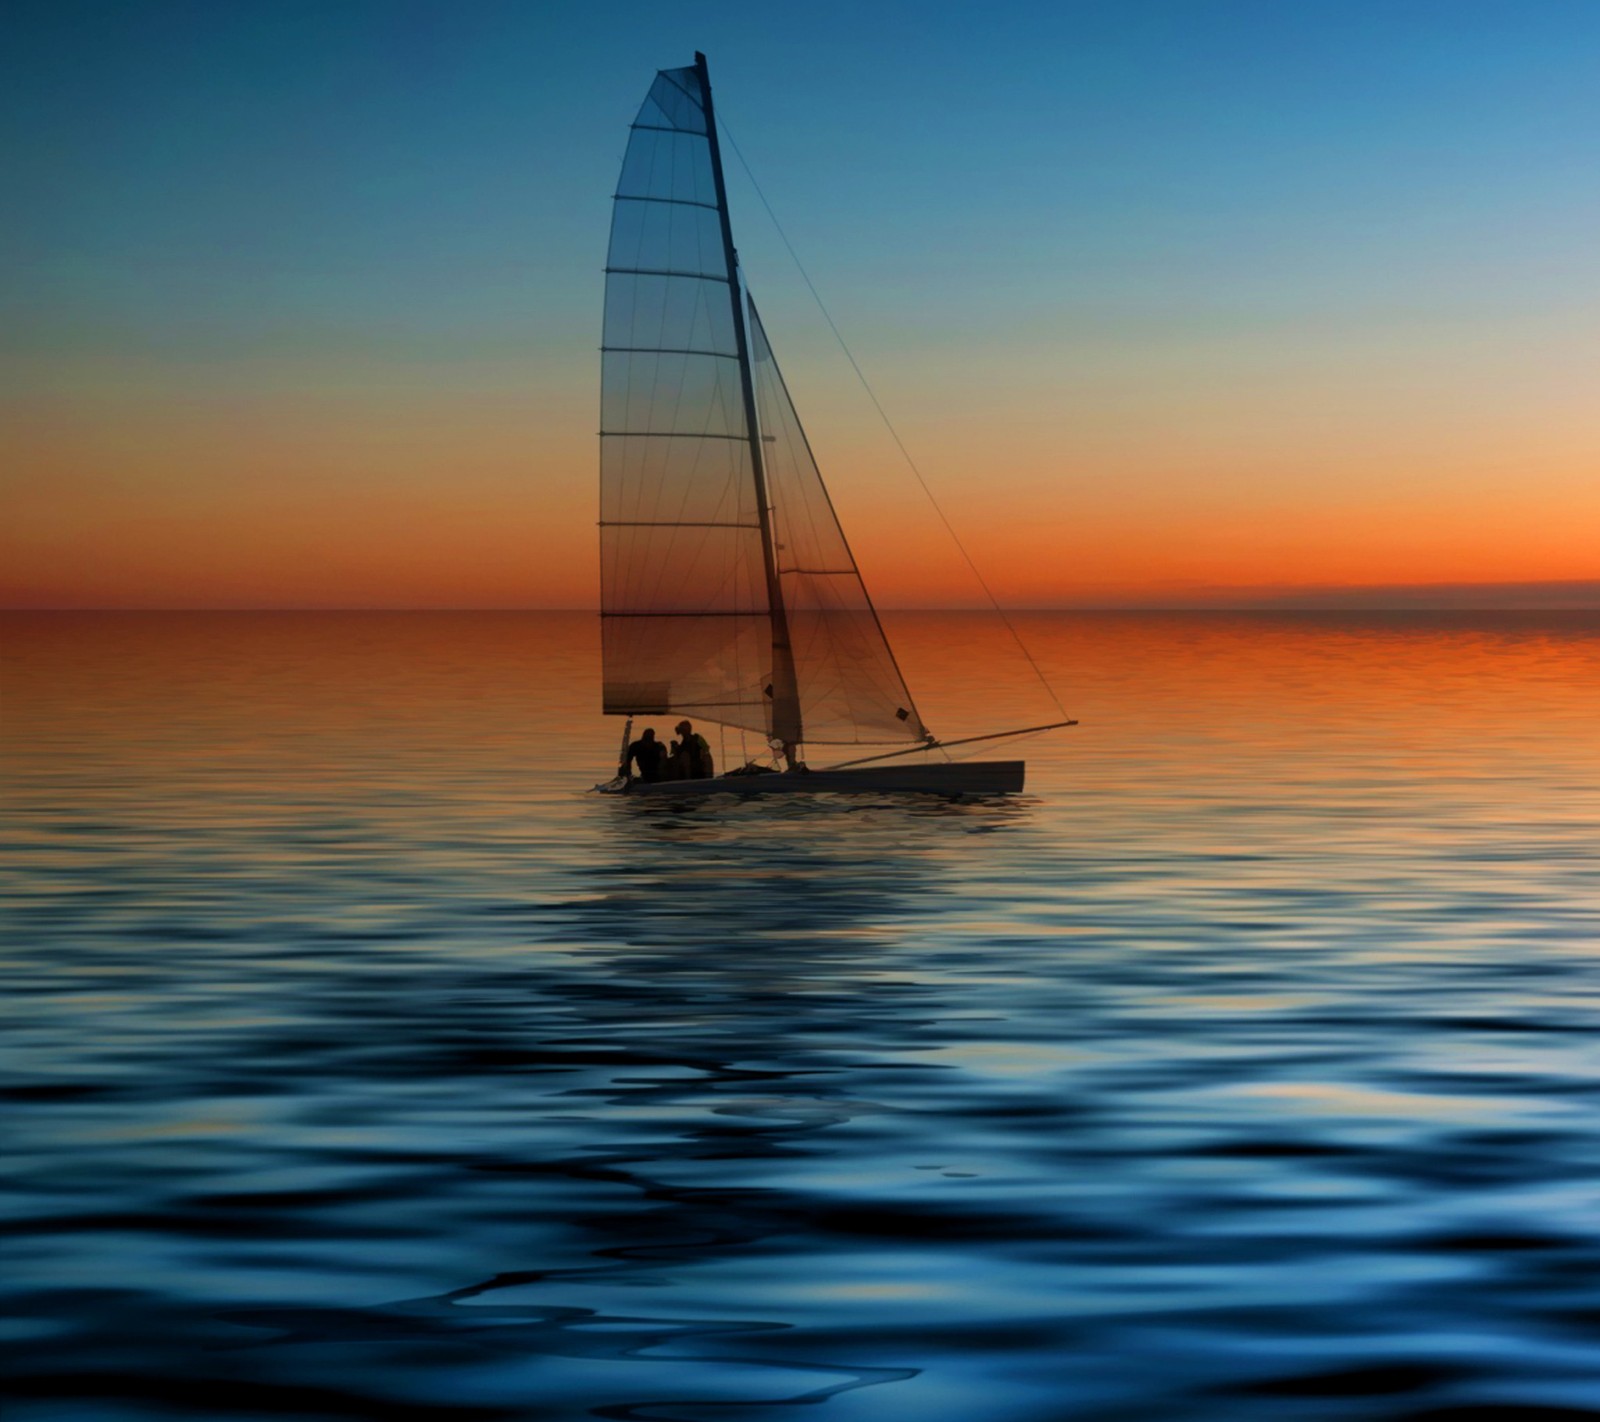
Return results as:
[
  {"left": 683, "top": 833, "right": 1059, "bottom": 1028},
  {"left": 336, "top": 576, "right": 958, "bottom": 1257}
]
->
[{"left": 668, "top": 720, "right": 714, "bottom": 780}]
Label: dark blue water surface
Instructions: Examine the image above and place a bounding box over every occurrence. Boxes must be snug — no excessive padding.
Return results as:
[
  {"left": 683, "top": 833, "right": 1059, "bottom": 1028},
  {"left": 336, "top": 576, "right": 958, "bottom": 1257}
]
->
[{"left": 3, "top": 612, "right": 1599, "bottom": 1420}]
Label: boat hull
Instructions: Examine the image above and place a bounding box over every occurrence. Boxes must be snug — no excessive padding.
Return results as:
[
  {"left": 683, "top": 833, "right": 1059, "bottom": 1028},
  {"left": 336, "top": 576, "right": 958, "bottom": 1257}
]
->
[{"left": 625, "top": 761, "right": 1025, "bottom": 797}]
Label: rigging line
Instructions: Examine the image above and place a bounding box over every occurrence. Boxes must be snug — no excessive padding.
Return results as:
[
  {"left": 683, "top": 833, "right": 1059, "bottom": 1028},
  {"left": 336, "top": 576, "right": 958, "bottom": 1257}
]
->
[{"left": 717, "top": 115, "right": 1071, "bottom": 722}]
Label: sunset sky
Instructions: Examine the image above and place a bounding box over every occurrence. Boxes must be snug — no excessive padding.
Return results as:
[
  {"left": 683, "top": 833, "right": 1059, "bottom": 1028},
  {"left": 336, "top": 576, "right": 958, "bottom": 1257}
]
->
[{"left": 3, "top": 0, "right": 1597, "bottom": 609}]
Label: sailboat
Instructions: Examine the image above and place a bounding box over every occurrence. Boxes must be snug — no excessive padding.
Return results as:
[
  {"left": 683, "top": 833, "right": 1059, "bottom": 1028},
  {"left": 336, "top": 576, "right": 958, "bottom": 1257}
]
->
[{"left": 599, "top": 54, "right": 1072, "bottom": 796}]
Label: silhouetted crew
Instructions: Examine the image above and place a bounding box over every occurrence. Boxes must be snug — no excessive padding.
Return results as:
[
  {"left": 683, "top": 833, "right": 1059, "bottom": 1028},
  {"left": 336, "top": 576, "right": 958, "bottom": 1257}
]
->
[
  {"left": 671, "top": 719, "right": 714, "bottom": 780},
  {"left": 620, "top": 727, "right": 666, "bottom": 782}
]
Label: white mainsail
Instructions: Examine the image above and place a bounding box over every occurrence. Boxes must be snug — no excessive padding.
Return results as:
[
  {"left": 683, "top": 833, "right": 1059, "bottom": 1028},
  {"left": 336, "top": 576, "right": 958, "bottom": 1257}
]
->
[
  {"left": 600, "top": 57, "right": 927, "bottom": 758},
  {"left": 600, "top": 64, "right": 771, "bottom": 733}
]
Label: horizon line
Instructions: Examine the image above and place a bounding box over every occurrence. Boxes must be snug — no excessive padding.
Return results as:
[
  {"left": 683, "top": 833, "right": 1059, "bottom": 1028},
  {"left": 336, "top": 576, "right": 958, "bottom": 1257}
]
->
[
  {"left": 4, "top": 580, "right": 1599, "bottom": 615},
  {"left": 6, "top": 603, "right": 1599, "bottom": 615}
]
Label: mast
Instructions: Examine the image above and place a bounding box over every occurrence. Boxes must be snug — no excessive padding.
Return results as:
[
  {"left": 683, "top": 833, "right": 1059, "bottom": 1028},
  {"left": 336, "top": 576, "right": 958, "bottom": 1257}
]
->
[{"left": 695, "top": 51, "right": 803, "bottom": 767}]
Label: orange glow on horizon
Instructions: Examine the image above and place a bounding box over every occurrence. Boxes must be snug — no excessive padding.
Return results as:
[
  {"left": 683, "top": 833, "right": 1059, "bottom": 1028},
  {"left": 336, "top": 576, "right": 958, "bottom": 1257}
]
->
[{"left": 3, "top": 362, "right": 1597, "bottom": 610}]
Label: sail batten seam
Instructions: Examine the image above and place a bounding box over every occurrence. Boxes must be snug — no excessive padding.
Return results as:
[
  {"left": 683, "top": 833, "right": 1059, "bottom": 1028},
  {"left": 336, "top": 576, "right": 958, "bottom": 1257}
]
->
[
  {"left": 602, "top": 346, "right": 738, "bottom": 358},
  {"left": 612, "top": 194, "right": 719, "bottom": 210},
  {"left": 599, "top": 431, "right": 746, "bottom": 440},
  {"left": 604, "top": 267, "right": 730, "bottom": 282}
]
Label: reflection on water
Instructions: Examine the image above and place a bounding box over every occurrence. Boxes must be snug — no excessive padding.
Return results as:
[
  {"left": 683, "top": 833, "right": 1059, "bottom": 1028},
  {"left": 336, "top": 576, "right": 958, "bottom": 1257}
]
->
[{"left": 3, "top": 611, "right": 1598, "bottom": 1420}]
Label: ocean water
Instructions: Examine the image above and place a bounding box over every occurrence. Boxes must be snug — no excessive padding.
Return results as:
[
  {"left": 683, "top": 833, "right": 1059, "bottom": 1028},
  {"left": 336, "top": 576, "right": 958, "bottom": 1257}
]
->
[{"left": 3, "top": 610, "right": 1598, "bottom": 1422}]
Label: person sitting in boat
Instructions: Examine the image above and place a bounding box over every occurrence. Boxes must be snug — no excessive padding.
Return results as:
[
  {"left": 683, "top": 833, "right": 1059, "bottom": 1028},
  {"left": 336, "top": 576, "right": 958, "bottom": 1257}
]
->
[
  {"left": 619, "top": 727, "right": 666, "bottom": 783},
  {"left": 669, "top": 720, "right": 714, "bottom": 780}
]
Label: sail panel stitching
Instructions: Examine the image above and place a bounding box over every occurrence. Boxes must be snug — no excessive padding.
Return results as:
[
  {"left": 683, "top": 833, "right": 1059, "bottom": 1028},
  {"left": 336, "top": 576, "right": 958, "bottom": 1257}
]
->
[
  {"left": 612, "top": 195, "right": 717, "bottom": 211},
  {"left": 654, "top": 68, "right": 705, "bottom": 112},
  {"left": 602, "top": 521, "right": 761, "bottom": 529},
  {"left": 605, "top": 267, "right": 730, "bottom": 282},
  {"left": 600, "top": 431, "right": 746, "bottom": 440},
  {"left": 602, "top": 346, "right": 737, "bottom": 358}
]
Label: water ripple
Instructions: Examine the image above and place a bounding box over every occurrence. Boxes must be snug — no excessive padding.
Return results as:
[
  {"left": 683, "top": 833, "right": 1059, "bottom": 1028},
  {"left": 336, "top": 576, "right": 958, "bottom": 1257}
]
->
[{"left": 2, "top": 611, "right": 1598, "bottom": 1420}]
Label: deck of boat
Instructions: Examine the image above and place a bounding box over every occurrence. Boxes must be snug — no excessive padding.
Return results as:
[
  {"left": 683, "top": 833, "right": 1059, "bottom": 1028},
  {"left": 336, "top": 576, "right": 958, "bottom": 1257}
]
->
[{"left": 623, "top": 760, "right": 1025, "bottom": 797}]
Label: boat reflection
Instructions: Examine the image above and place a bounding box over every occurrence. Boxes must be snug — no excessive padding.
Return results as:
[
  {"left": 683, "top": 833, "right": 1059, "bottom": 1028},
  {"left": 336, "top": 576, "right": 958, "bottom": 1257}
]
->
[{"left": 221, "top": 797, "right": 1028, "bottom": 1420}]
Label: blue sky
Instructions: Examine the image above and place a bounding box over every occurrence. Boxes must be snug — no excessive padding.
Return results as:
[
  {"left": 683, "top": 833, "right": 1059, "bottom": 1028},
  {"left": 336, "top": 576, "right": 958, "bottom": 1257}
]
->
[
  {"left": 9, "top": 1, "right": 1597, "bottom": 365},
  {"left": 4, "top": 1, "right": 1598, "bottom": 606}
]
